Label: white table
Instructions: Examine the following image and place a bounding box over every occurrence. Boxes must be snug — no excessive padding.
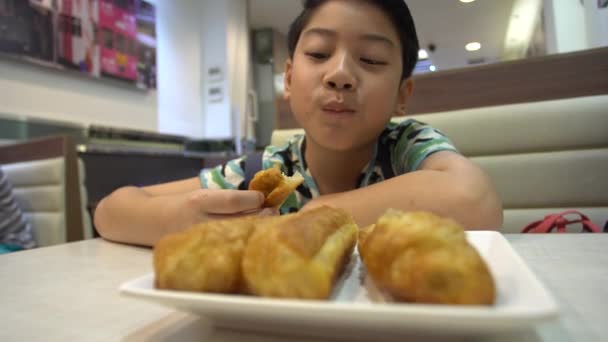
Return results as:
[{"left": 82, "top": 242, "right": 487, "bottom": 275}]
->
[{"left": 1, "top": 235, "right": 606, "bottom": 342}]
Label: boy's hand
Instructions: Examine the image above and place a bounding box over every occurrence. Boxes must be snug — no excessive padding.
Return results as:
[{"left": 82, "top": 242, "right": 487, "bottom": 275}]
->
[
  {"left": 189, "top": 189, "right": 265, "bottom": 215},
  {"left": 162, "top": 189, "right": 273, "bottom": 235}
]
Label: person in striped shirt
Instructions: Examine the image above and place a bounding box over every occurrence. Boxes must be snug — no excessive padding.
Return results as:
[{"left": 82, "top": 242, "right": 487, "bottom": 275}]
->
[
  {"left": 95, "top": 0, "right": 502, "bottom": 247},
  {"left": 0, "top": 168, "right": 35, "bottom": 254}
]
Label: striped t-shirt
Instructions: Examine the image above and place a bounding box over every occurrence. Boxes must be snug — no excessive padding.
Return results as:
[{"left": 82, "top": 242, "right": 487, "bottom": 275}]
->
[
  {"left": 200, "top": 119, "right": 458, "bottom": 214},
  {"left": 0, "top": 168, "right": 35, "bottom": 251}
]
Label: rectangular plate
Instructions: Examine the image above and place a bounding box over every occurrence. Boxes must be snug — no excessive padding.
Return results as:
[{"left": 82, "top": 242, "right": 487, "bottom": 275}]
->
[{"left": 120, "top": 231, "right": 558, "bottom": 339}]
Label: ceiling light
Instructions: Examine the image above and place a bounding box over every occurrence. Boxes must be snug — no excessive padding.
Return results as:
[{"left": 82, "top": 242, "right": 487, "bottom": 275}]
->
[
  {"left": 429, "top": 65, "right": 436, "bottom": 72},
  {"left": 418, "top": 49, "right": 429, "bottom": 60},
  {"left": 460, "top": 0, "right": 475, "bottom": 3},
  {"left": 465, "top": 42, "right": 481, "bottom": 51}
]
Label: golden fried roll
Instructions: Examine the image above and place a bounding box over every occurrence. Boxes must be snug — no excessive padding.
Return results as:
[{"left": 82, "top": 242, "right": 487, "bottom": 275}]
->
[
  {"left": 248, "top": 164, "right": 304, "bottom": 208},
  {"left": 242, "top": 206, "right": 358, "bottom": 300},
  {"left": 154, "top": 217, "right": 258, "bottom": 293},
  {"left": 358, "top": 210, "right": 496, "bottom": 305}
]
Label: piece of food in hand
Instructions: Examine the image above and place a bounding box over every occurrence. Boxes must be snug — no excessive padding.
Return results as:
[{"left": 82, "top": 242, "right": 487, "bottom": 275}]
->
[
  {"left": 248, "top": 164, "right": 304, "bottom": 208},
  {"left": 242, "top": 206, "right": 358, "bottom": 300},
  {"left": 358, "top": 210, "right": 496, "bottom": 305},
  {"left": 154, "top": 217, "right": 259, "bottom": 293}
]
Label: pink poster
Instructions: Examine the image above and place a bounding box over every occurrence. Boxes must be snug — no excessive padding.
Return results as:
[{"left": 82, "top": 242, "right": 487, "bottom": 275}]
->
[
  {"left": 0, "top": 0, "right": 155, "bottom": 89},
  {"left": 99, "top": 0, "right": 137, "bottom": 80}
]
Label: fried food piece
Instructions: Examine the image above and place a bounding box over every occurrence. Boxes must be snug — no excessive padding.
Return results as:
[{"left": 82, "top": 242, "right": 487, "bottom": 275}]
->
[
  {"left": 242, "top": 206, "right": 358, "bottom": 300},
  {"left": 358, "top": 210, "right": 496, "bottom": 305},
  {"left": 154, "top": 217, "right": 259, "bottom": 293},
  {"left": 248, "top": 164, "right": 304, "bottom": 208}
]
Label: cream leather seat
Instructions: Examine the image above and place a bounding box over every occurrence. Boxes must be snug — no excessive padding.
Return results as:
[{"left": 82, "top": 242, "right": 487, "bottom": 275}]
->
[{"left": 271, "top": 95, "right": 608, "bottom": 233}]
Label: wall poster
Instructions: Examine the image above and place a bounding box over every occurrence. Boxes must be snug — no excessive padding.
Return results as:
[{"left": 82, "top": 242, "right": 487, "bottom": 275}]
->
[{"left": 0, "top": 0, "right": 156, "bottom": 90}]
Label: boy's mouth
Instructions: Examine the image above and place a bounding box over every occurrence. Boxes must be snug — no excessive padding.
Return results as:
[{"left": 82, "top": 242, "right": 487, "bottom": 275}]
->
[{"left": 321, "top": 101, "right": 356, "bottom": 114}]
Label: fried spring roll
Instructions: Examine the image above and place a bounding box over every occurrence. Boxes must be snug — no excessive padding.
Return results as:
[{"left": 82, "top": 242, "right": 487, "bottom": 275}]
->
[
  {"left": 154, "top": 217, "right": 258, "bottom": 293},
  {"left": 358, "top": 210, "right": 496, "bottom": 305},
  {"left": 242, "top": 206, "right": 358, "bottom": 300}
]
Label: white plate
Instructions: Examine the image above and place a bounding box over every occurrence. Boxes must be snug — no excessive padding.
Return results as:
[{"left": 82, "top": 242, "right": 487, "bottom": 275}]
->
[{"left": 120, "top": 231, "right": 558, "bottom": 340}]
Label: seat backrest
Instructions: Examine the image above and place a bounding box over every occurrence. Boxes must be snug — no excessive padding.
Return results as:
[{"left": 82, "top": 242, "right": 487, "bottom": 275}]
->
[
  {"left": 0, "top": 136, "right": 92, "bottom": 247},
  {"left": 270, "top": 95, "right": 608, "bottom": 233}
]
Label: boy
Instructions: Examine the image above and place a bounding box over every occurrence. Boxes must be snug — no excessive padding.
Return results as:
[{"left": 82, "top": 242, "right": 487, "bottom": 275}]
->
[{"left": 95, "top": 0, "right": 502, "bottom": 247}]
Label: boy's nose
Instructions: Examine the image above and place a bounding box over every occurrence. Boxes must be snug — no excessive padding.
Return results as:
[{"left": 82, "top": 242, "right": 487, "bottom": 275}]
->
[
  {"left": 323, "top": 55, "right": 358, "bottom": 91},
  {"left": 326, "top": 80, "right": 354, "bottom": 90}
]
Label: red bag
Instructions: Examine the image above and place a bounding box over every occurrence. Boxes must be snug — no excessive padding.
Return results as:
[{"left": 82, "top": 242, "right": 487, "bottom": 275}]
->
[{"left": 522, "top": 210, "right": 601, "bottom": 233}]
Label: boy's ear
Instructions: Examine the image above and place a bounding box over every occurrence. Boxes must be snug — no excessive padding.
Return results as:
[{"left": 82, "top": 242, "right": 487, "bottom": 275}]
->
[
  {"left": 395, "top": 78, "right": 414, "bottom": 116},
  {"left": 284, "top": 59, "right": 293, "bottom": 101}
]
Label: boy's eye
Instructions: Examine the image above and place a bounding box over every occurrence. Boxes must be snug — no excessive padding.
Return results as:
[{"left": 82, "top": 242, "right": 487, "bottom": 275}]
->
[
  {"left": 305, "top": 52, "right": 329, "bottom": 60},
  {"left": 360, "top": 57, "right": 387, "bottom": 66}
]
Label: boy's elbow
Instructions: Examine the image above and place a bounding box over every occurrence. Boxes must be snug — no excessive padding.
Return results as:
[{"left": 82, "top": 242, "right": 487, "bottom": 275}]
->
[
  {"left": 459, "top": 184, "right": 503, "bottom": 231},
  {"left": 94, "top": 195, "right": 113, "bottom": 240},
  {"left": 93, "top": 186, "right": 134, "bottom": 241},
  {"left": 480, "top": 201, "right": 503, "bottom": 231}
]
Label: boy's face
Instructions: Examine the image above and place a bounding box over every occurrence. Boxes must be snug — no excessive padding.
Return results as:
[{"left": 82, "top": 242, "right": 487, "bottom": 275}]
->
[{"left": 284, "top": 0, "right": 413, "bottom": 152}]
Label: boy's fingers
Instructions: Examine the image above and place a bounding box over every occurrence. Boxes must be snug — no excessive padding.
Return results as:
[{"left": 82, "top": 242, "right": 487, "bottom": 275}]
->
[
  {"left": 190, "top": 189, "right": 265, "bottom": 214},
  {"left": 207, "top": 211, "right": 257, "bottom": 220},
  {"left": 259, "top": 208, "right": 280, "bottom": 216},
  {"left": 207, "top": 208, "right": 279, "bottom": 221}
]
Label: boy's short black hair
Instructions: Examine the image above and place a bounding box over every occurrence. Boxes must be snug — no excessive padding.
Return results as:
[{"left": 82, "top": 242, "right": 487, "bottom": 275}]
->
[{"left": 287, "top": 0, "right": 420, "bottom": 80}]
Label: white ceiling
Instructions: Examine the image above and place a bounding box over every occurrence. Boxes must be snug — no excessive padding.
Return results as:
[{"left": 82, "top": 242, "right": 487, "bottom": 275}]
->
[{"left": 248, "top": 0, "right": 519, "bottom": 71}]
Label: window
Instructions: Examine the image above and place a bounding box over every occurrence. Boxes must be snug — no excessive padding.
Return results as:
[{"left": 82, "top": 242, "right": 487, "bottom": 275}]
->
[
  {"left": 58, "top": 14, "right": 69, "bottom": 33},
  {"left": 138, "top": 1, "right": 154, "bottom": 18},
  {"left": 136, "top": 20, "right": 155, "bottom": 37},
  {"left": 102, "top": 28, "right": 113, "bottom": 49},
  {"left": 138, "top": 45, "right": 156, "bottom": 64},
  {"left": 72, "top": 17, "right": 81, "bottom": 37},
  {"left": 129, "top": 38, "right": 137, "bottom": 56},
  {"left": 58, "top": 14, "right": 81, "bottom": 37},
  {"left": 57, "top": 14, "right": 63, "bottom": 31},
  {"left": 115, "top": 33, "right": 126, "bottom": 53},
  {"left": 137, "top": 44, "right": 147, "bottom": 61},
  {"left": 93, "top": 23, "right": 98, "bottom": 45},
  {"left": 113, "top": 0, "right": 127, "bottom": 10}
]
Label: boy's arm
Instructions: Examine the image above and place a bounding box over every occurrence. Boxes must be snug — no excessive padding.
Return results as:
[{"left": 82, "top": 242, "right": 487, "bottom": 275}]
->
[
  {"left": 94, "top": 177, "right": 265, "bottom": 247},
  {"left": 302, "top": 151, "right": 503, "bottom": 230}
]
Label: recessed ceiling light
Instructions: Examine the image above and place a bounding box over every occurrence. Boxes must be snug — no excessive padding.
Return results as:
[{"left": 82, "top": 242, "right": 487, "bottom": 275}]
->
[
  {"left": 429, "top": 65, "right": 436, "bottom": 72},
  {"left": 418, "top": 49, "right": 429, "bottom": 60},
  {"left": 460, "top": 0, "right": 475, "bottom": 3},
  {"left": 465, "top": 42, "right": 481, "bottom": 51}
]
